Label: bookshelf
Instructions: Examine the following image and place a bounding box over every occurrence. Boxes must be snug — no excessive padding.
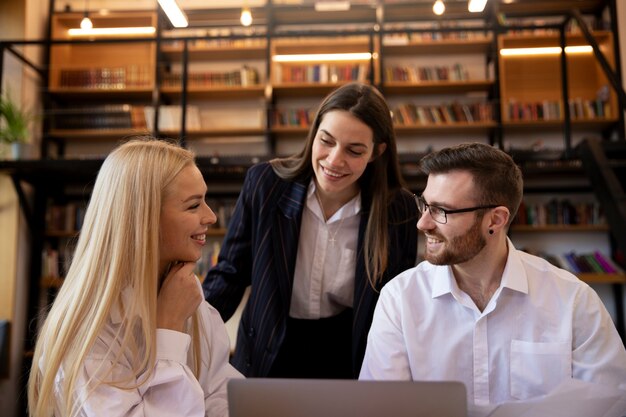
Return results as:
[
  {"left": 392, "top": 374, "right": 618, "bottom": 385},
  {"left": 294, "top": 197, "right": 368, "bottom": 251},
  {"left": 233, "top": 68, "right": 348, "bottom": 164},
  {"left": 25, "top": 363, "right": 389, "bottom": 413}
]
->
[
  {"left": 2, "top": 0, "right": 626, "bottom": 369},
  {"left": 498, "top": 30, "right": 618, "bottom": 128},
  {"left": 159, "top": 34, "right": 268, "bottom": 151},
  {"left": 46, "top": 11, "right": 157, "bottom": 157}
]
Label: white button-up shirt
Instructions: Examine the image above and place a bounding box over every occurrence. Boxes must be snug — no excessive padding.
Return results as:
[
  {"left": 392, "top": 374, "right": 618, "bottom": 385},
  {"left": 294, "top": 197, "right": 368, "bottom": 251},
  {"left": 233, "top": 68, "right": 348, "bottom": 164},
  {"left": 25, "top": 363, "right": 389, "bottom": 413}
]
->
[
  {"left": 290, "top": 181, "right": 360, "bottom": 319},
  {"left": 360, "top": 239, "right": 626, "bottom": 405},
  {"left": 45, "top": 282, "right": 243, "bottom": 417}
]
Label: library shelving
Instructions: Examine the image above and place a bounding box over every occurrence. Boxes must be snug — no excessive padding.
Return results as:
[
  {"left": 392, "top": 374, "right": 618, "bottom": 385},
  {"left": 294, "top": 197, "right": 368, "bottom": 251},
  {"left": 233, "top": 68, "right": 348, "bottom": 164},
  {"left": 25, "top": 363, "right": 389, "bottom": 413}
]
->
[
  {"left": 2, "top": 4, "right": 626, "bottom": 403},
  {"left": 498, "top": 30, "right": 618, "bottom": 130}
]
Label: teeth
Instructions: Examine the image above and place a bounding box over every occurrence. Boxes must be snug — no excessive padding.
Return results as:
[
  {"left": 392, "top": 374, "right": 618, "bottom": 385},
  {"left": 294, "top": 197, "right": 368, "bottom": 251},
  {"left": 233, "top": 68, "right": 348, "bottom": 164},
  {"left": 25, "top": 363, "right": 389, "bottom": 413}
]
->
[
  {"left": 193, "top": 234, "right": 206, "bottom": 242},
  {"left": 322, "top": 166, "right": 343, "bottom": 178}
]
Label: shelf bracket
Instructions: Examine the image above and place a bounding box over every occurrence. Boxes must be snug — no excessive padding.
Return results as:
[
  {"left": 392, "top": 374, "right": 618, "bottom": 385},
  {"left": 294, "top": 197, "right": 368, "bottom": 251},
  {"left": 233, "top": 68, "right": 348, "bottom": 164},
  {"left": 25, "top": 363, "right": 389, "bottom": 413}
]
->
[
  {"left": 6, "top": 45, "right": 46, "bottom": 80},
  {"left": 10, "top": 175, "right": 35, "bottom": 233}
]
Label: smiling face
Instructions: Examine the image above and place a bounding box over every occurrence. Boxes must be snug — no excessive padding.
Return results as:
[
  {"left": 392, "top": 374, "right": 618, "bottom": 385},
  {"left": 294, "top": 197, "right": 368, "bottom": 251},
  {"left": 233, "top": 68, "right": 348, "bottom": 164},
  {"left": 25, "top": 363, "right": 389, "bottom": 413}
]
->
[
  {"left": 159, "top": 164, "right": 216, "bottom": 273},
  {"left": 417, "top": 170, "right": 488, "bottom": 266},
  {"left": 311, "top": 110, "right": 384, "bottom": 203}
]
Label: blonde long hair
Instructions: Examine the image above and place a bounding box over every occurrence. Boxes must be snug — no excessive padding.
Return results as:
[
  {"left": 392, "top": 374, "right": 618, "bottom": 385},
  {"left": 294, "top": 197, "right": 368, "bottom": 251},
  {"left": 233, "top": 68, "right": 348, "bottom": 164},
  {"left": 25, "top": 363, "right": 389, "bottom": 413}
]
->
[{"left": 28, "top": 138, "right": 205, "bottom": 417}]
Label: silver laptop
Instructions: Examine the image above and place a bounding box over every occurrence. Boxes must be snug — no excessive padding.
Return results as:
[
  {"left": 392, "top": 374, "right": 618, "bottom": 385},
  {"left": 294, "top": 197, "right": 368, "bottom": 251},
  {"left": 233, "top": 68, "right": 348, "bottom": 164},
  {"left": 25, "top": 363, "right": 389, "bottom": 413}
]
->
[{"left": 228, "top": 378, "right": 467, "bottom": 417}]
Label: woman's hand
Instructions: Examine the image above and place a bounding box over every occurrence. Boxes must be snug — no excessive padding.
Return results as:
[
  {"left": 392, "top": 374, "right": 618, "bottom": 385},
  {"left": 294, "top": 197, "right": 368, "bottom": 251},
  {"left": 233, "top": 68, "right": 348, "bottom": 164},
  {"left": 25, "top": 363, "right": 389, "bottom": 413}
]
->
[{"left": 157, "top": 262, "right": 203, "bottom": 332}]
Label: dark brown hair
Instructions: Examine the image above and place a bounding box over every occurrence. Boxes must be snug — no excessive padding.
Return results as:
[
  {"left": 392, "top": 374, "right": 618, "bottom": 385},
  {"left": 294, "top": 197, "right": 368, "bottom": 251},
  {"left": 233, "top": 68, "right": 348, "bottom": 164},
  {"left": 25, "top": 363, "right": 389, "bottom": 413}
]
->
[
  {"left": 271, "top": 82, "right": 405, "bottom": 286},
  {"left": 418, "top": 142, "right": 523, "bottom": 227}
]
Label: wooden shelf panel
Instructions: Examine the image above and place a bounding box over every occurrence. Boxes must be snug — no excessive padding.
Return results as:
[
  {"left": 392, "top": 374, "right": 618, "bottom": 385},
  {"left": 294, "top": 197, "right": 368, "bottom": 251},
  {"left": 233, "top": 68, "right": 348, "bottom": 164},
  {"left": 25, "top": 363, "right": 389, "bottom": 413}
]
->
[
  {"left": 272, "top": 36, "right": 372, "bottom": 55},
  {"left": 47, "top": 87, "right": 153, "bottom": 100},
  {"left": 41, "top": 276, "right": 63, "bottom": 289},
  {"left": 272, "top": 82, "right": 360, "bottom": 97},
  {"left": 160, "top": 127, "right": 266, "bottom": 138},
  {"left": 161, "top": 43, "right": 267, "bottom": 61},
  {"left": 499, "top": 30, "right": 612, "bottom": 49},
  {"left": 578, "top": 273, "right": 626, "bottom": 284},
  {"left": 273, "top": 123, "right": 497, "bottom": 136},
  {"left": 271, "top": 126, "right": 309, "bottom": 136},
  {"left": 502, "top": 118, "right": 619, "bottom": 130},
  {"left": 45, "top": 230, "right": 79, "bottom": 238},
  {"left": 48, "top": 128, "right": 150, "bottom": 140},
  {"left": 383, "top": 36, "right": 493, "bottom": 55},
  {"left": 383, "top": 80, "right": 494, "bottom": 94},
  {"left": 207, "top": 228, "right": 227, "bottom": 236},
  {"left": 394, "top": 122, "right": 496, "bottom": 134},
  {"left": 161, "top": 85, "right": 266, "bottom": 100},
  {"left": 510, "top": 224, "right": 609, "bottom": 232}
]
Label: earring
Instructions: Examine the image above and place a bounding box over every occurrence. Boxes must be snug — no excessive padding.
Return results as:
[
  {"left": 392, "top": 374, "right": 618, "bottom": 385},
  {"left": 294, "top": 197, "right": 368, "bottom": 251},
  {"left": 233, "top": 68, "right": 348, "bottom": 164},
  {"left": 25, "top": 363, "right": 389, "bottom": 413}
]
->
[{"left": 488, "top": 229, "right": 494, "bottom": 235}]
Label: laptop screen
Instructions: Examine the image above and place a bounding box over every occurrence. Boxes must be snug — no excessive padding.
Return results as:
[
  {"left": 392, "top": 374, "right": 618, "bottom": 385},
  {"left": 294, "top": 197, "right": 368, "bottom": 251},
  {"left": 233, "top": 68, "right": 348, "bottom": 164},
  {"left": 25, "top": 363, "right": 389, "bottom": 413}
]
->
[{"left": 228, "top": 378, "right": 467, "bottom": 417}]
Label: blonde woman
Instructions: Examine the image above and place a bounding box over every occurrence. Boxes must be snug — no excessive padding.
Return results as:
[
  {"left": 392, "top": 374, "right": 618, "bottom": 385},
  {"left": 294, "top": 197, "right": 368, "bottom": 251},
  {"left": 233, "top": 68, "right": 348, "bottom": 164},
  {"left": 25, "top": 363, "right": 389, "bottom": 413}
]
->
[{"left": 28, "top": 138, "right": 242, "bottom": 417}]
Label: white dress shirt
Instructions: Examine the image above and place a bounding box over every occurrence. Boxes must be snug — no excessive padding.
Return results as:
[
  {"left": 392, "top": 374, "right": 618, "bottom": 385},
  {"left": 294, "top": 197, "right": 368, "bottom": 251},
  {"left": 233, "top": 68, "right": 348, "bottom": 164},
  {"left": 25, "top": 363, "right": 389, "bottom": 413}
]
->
[
  {"left": 290, "top": 180, "right": 360, "bottom": 319},
  {"left": 44, "top": 281, "right": 243, "bottom": 417},
  {"left": 360, "top": 238, "right": 626, "bottom": 405}
]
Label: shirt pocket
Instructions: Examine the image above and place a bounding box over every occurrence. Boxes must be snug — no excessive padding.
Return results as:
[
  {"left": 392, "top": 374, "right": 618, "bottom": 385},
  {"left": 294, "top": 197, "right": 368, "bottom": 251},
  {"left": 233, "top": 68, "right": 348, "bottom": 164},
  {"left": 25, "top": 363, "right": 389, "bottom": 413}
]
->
[{"left": 510, "top": 339, "right": 571, "bottom": 400}]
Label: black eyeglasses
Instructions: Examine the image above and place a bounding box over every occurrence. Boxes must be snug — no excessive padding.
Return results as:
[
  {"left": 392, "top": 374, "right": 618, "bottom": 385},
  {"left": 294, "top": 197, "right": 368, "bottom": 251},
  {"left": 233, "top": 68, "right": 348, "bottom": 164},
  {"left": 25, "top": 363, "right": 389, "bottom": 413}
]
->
[{"left": 414, "top": 195, "right": 499, "bottom": 224}]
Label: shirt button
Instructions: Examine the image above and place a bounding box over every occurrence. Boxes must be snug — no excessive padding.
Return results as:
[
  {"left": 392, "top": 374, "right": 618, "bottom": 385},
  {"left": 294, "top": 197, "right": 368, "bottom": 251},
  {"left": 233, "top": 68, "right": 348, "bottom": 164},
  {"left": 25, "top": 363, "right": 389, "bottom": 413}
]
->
[{"left": 248, "top": 327, "right": 255, "bottom": 337}]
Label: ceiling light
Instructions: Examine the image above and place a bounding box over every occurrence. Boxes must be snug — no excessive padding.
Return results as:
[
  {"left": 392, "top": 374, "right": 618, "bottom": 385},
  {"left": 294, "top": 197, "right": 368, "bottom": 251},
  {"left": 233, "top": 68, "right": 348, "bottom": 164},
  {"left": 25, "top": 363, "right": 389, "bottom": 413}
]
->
[
  {"left": 433, "top": 0, "right": 445, "bottom": 15},
  {"left": 314, "top": 1, "right": 351, "bottom": 12},
  {"left": 272, "top": 52, "right": 372, "bottom": 62},
  {"left": 240, "top": 7, "right": 253, "bottom": 27},
  {"left": 79, "top": 0, "right": 93, "bottom": 30},
  {"left": 157, "top": 0, "right": 188, "bottom": 28},
  {"left": 500, "top": 45, "right": 593, "bottom": 56},
  {"left": 80, "top": 15, "right": 93, "bottom": 30},
  {"left": 468, "top": 0, "right": 488, "bottom": 13},
  {"left": 68, "top": 26, "right": 156, "bottom": 37}
]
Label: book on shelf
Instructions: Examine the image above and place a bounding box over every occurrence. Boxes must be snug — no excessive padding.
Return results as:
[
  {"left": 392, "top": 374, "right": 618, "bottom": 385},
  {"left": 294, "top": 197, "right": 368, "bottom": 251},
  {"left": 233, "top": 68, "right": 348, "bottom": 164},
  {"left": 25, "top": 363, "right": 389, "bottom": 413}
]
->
[
  {"left": 272, "top": 108, "right": 315, "bottom": 128},
  {"left": 206, "top": 199, "right": 237, "bottom": 229},
  {"left": 195, "top": 241, "right": 221, "bottom": 279},
  {"left": 560, "top": 252, "right": 624, "bottom": 274},
  {"left": 513, "top": 199, "right": 605, "bottom": 227},
  {"left": 392, "top": 101, "right": 492, "bottom": 126},
  {"left": 385, "top": 63, "right": 469, "bottom": 82},
  {"left": 277, "top": 63, "right": 369, "bottom": 84},
  {"left": 162, "top": 66, "right": 260, "bottom": 88},
  {"left": 524, "top": 249, "right": 623, "bottom": 275},
  {"left": 50, "top": 104, "right": 147, "bottom": 131},
  {"left": 46, "top": 201, "right": 86, "bottom": 232},
  {"left": 58, "top": 66, "right": 151, "bottom": 89}
]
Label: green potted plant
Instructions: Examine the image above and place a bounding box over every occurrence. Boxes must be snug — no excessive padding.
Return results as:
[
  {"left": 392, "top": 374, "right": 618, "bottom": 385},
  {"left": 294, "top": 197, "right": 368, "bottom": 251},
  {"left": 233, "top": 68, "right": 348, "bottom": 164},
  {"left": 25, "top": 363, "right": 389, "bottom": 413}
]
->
[{"left": 0, "top": 93, "right": 32, "bottom": 159}]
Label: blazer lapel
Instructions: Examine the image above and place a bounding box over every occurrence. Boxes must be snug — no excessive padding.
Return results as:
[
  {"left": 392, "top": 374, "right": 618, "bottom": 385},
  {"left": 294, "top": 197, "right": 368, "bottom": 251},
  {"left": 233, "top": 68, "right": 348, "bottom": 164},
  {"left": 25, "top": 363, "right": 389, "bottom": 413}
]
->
[{"left": 272, "top": 179, "right": 308, "bottom": 311}]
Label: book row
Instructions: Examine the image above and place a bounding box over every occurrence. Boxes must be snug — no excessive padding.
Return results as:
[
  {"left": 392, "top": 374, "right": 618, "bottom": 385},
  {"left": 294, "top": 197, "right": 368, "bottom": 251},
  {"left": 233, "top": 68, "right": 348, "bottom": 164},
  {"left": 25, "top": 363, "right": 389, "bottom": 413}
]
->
[
  {"left": 392, "top": 101, "right": 493, "bottom": 126},
  {"left": 206, "top": 199, "right": 237, "bottom": 230},
  {"left": 385, "top": 63, "right": 470, "bottom": 83},
  {"left": 271, "top": 108, "right": 316, "bottom": 128},
  {"left": 50, "top": 105, "right": 146, "bottom": 131},
  {"left": 58, "top": 66, "right": 151, "bottom": 89},
  {"left": 46, "top": 202, "right": 86, "bottom": 232},
  {"left": 547, "top": 251, "right": 624, "bottom": 275},
  {"left": 162, "top": 66, "right": 261, "bottom": 88},
  {"left": 383, "top": 31, "right": 488, "bottom": 45},
  {"left": 514, "top": 199, "right": 605, "bottom": 226},
  {"left": 275, "top": 63, "right": 370, "bottom": 84}
]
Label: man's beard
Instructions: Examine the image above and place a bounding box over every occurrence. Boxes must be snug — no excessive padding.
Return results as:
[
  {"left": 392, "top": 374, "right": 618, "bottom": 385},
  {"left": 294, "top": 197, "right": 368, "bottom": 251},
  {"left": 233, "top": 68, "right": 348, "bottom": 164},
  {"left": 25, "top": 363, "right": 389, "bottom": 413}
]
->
[{"left": 424, "top": 216, "right": 487, "bottom": 265}]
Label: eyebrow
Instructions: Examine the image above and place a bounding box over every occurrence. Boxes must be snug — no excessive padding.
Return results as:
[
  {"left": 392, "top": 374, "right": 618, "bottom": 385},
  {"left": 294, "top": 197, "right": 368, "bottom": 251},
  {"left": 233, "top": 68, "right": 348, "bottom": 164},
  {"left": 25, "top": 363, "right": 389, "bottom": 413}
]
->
[
  {"left": 318, "top": 129, "right": 370, "bottom": 149},
  {"left": 183, "top": 193, "right": 205, "bottom": 203}
]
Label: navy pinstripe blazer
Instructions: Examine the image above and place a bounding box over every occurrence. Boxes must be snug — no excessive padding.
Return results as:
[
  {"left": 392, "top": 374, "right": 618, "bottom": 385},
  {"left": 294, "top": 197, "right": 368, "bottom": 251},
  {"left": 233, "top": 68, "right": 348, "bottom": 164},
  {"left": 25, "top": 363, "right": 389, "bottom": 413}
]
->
[{"left": 203, "top": 162, "right": 418, "bottom": 377}]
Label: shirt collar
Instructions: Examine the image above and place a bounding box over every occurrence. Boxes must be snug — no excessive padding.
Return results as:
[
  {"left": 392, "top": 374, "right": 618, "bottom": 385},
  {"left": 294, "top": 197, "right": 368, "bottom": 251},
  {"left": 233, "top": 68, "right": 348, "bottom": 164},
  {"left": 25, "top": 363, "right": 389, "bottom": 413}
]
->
[
  {"left": 306, "top": 180, "right": 361, "bottom": 223},
  {"left": 430, "top": 237, "right": 529, "bottom": 298}
]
